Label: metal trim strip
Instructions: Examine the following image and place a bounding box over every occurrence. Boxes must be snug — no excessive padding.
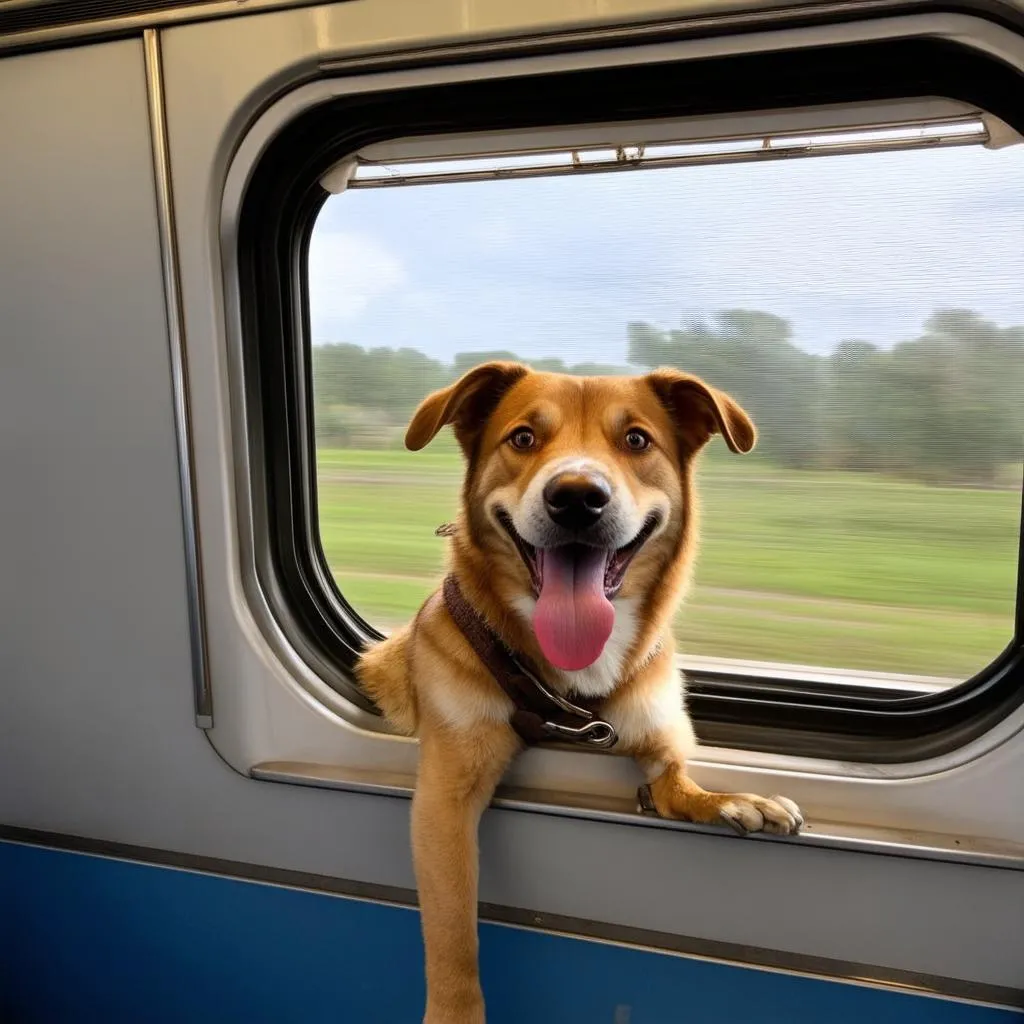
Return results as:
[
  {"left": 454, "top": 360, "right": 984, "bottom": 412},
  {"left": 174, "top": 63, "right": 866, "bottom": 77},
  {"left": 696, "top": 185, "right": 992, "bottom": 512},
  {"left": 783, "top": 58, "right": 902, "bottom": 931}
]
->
[
  {"left": 0, "top": 0, "right": 354, "bottom": 53},
  {"left": 144, "top": 28, "right": 212, "bottom": 728},
  {"left": 2, "top": 0, "right": 1021, "bottom": 61},
  {"left": 249, "top": 760, "right": 1024, "bottom": 871}
]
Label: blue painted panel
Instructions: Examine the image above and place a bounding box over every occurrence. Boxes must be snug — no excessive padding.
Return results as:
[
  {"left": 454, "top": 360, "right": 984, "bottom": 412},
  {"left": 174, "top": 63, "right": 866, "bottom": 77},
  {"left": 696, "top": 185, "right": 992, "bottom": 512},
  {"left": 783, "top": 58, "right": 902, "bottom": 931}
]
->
[{"left": 1, "top": 841, "right": 1019, "bottom": 1023}]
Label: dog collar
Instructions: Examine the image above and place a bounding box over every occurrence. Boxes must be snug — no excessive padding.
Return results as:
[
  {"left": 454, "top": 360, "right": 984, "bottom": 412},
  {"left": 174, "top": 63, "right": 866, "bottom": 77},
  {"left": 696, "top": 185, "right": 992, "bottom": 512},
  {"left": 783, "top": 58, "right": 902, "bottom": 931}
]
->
[{"left": 442, "top": 574, "right": 619, "bottom": 750}]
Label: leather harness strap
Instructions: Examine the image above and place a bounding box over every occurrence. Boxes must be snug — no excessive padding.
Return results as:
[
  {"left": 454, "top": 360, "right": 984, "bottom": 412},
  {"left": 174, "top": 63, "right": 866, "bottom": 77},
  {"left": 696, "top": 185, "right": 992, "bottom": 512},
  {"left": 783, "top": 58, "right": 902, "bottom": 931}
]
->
[{"left": 442, "top": 574, "right": 618, "bottom": 750}]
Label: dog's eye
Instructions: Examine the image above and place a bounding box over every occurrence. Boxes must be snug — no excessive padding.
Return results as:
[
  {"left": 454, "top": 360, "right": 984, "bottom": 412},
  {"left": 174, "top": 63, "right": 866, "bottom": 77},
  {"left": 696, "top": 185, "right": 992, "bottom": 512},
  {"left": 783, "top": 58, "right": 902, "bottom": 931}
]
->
[
  {"left": 624, "top": 428, "right": 652, "bottom": 451},
  {"left": 509, "top": 428, "right": 536, "bottom": 451}
]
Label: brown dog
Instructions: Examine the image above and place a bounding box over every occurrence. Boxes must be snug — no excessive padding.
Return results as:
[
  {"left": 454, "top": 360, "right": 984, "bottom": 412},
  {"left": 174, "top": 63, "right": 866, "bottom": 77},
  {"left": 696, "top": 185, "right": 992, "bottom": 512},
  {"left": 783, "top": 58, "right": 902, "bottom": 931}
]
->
[{"left": 357, "top": 363, "right": 803, "bottom": 1023}]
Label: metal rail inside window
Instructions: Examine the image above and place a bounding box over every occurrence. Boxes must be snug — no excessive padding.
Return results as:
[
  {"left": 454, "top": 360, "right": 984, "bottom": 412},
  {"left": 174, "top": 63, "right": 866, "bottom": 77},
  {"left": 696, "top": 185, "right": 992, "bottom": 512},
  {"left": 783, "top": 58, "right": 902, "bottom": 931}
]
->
[{"left": 335, "top": 117, "right": 990, "bottom": 190}]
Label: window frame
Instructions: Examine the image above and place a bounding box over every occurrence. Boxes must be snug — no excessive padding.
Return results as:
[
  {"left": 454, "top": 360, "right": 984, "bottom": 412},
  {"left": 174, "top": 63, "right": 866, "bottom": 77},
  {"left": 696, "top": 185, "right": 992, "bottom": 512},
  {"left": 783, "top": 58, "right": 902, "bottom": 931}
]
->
[{"left": 235, "top": 30, "right": 1024, "bottom": 764}]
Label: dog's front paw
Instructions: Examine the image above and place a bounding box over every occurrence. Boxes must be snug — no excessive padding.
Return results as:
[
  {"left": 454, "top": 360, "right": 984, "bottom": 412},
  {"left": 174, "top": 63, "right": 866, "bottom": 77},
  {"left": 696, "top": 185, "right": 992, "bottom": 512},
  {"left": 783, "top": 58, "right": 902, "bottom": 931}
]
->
[
  {"left": 636, "top": 778, "right": 804, "bottom": 835},
  {"left": 718, "top": 793, "right": 803, "bottom": 836}
]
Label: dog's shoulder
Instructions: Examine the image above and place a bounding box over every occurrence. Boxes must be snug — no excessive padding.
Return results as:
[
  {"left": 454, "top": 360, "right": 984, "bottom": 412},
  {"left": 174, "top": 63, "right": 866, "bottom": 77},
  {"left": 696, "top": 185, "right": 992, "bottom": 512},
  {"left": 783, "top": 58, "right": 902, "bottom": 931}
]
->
[{"left": 408, "top": 589, "right": 516, "bottom": 733}]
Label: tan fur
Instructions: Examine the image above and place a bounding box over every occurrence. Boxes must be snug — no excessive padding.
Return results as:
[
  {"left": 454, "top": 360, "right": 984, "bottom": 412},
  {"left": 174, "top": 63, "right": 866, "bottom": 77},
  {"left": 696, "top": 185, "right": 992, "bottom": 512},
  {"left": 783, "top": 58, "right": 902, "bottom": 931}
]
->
[{"left": 357, "top": 364, "right": 802, "bottom": 1024}]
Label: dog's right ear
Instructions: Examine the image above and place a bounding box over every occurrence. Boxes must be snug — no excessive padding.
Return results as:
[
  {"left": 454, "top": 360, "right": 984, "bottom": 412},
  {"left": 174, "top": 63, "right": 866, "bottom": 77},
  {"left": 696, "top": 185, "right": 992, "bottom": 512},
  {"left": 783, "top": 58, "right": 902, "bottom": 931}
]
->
[
  {"left": 405, "top": 361, "right": 529, "bottom": 452},
  {"left": 645, "top": 367, "right": 756, "bottom": 454}
]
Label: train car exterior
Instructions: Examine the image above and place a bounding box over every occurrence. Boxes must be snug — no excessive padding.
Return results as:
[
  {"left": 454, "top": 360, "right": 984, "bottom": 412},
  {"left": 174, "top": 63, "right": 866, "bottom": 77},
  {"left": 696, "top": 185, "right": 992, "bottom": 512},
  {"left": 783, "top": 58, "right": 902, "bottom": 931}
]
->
[{"left": 2, "top": 0, "right": 1023, "bottom": 1020}]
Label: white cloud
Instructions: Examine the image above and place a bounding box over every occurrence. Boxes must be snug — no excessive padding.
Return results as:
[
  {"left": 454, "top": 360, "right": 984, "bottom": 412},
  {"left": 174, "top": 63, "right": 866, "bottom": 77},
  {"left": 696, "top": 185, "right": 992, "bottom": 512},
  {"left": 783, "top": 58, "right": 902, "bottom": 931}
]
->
[
  {"left": 309, "top": 142, "right": 1024, "bottom": 361},
  {"left": 307, "top": 231, "right": 406, "bottom": 341}
]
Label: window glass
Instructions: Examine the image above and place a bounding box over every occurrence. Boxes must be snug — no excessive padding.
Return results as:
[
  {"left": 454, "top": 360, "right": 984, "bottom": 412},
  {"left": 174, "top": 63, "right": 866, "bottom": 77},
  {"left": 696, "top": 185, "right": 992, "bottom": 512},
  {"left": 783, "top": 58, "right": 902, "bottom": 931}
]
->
[{"left": 308, "top": 132, "right": 1024, "bottom": 683}]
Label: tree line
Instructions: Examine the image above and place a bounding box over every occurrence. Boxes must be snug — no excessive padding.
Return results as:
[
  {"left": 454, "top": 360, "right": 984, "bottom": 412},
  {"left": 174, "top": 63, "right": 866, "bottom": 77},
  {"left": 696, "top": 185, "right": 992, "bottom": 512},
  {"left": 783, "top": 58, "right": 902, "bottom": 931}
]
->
[{"left": 313, "top": 308, "right": 1024, "bottom": 485}]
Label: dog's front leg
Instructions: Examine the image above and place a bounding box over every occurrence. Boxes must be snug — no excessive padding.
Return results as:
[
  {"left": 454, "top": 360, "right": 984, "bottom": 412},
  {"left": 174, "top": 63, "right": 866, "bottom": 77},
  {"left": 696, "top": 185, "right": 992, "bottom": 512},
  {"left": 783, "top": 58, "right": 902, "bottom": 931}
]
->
[
  {"left": 412, "top": 723, "right": 520, "bottom": 1024},
  {"left": 605, "top": 665, "right": 803, "bottom": 836}
]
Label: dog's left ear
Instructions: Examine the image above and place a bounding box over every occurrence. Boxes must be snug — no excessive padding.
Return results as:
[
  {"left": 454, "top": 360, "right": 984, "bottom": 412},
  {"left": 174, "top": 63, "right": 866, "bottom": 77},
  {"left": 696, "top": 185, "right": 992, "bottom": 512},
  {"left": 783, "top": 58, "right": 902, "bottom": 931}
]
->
[
  {"left": 405, "top": 361, "right": 529, "bottom": 452},
  {"left": 646, "top": 368, "right": 756, "bottom": 454}
]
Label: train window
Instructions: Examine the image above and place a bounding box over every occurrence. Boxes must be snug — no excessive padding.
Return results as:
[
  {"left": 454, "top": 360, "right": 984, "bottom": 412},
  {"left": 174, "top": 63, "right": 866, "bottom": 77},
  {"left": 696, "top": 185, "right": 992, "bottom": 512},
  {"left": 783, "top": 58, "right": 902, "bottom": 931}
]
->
[
  {"left": 237, "top": 38, "right": 1024, "bottom": 761},
  {"left": 309, "top": 114, "right": 1023, "bottom": 689}
]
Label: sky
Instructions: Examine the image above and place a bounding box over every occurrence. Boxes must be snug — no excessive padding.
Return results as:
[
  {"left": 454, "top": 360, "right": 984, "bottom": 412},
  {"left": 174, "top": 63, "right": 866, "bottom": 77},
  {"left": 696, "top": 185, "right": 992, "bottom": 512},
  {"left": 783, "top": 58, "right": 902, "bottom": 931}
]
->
[{"left": 308, "top": 141, "right": 1024, "bottom": 367}]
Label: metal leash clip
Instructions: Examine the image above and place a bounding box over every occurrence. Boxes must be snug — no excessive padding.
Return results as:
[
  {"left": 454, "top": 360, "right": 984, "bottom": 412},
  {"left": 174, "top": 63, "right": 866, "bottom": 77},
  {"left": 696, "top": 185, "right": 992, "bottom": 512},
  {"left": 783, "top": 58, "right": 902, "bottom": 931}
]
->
[
  {"left": 542, "top": 718, "right": 618, "bottom": 749},
  {"left": 511, "top": 652, "right": 595, "bottom": 717},
  {"left": 510, "top": 652, "right": 619, "bottom": 749}
]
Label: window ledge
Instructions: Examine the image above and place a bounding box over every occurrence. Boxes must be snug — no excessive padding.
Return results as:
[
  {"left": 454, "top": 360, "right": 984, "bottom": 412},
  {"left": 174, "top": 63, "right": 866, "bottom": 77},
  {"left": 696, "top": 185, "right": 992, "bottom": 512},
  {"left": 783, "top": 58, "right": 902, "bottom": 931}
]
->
[{"left": 250, "top": 760, "right": 1024, "bottom": 871}]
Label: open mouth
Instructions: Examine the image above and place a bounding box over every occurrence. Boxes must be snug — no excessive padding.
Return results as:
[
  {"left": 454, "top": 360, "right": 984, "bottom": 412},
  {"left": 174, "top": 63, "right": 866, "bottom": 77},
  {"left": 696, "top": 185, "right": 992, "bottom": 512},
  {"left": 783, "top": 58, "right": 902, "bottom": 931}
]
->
[
  {"left": 494, "top": 509, "right": 661, "bottom": 670},
  {"left": 494, "top": 509, "right": 660, "bottom": 600}
]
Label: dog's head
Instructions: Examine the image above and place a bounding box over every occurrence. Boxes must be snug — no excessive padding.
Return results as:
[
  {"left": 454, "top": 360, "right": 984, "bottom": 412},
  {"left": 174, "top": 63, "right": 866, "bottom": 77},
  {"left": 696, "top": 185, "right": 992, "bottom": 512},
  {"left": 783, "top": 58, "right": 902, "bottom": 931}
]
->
[{"left": 406, "top": 363, "right": 755, "bottom": 672}]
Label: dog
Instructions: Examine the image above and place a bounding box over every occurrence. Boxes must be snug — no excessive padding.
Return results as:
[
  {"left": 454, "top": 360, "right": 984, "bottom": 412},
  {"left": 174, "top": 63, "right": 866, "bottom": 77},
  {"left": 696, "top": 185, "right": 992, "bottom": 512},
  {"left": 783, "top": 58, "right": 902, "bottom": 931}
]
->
[{"left": 357, "top": 362, "right": 803, "bottom": 1024}]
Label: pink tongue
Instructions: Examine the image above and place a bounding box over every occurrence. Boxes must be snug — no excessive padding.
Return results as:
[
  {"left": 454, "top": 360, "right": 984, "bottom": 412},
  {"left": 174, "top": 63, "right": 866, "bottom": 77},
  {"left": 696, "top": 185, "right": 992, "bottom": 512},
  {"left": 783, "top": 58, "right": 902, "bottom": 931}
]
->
[{"left": 533, "top": 546, "right": 615, "bottom": 671}]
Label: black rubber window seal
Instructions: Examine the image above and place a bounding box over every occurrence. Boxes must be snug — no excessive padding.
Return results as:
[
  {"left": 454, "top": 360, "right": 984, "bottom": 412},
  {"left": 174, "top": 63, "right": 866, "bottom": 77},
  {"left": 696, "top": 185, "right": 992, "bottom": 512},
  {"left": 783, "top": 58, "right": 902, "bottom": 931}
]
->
[{"left": 235, "top": 30, "right": 1024, "bottom": 763}]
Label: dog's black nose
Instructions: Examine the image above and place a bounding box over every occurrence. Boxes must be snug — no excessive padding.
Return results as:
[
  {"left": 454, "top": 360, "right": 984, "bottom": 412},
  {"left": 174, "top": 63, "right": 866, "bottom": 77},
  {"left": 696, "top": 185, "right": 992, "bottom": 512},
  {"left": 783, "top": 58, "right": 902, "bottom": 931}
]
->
[{"left": 543, "top": 472, "right": 612, "bottom": 531}]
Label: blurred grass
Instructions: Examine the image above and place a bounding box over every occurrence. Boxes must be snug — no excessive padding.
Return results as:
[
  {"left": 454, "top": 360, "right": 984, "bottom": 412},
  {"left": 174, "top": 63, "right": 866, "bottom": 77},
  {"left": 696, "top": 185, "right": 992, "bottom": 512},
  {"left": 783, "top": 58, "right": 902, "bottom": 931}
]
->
[{"left": 316, "top": 448, "right": 1020, "bottom": 679}]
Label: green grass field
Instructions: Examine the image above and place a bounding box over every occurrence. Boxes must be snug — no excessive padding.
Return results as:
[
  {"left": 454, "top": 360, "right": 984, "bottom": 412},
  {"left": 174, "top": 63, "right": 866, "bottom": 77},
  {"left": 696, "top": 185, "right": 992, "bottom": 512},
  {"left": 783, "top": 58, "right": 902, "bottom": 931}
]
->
[{"left": 316, "top": 447, "right": 1020, "bottom": 680}]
